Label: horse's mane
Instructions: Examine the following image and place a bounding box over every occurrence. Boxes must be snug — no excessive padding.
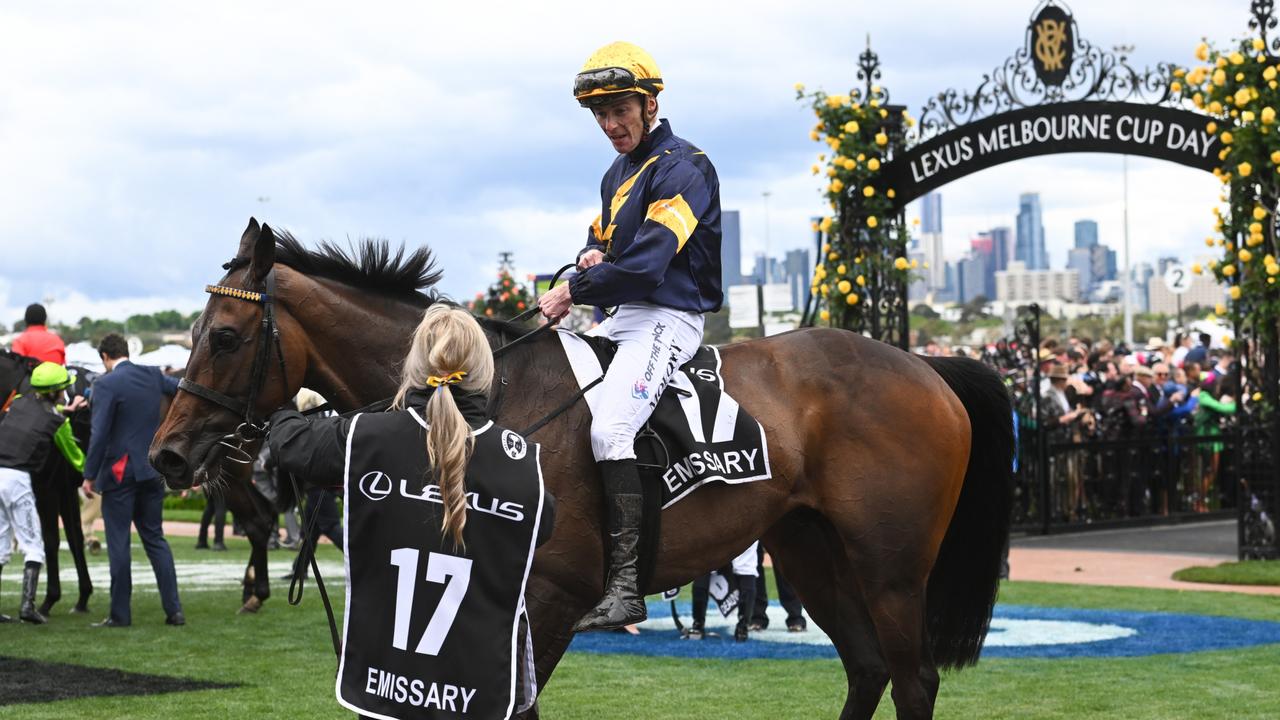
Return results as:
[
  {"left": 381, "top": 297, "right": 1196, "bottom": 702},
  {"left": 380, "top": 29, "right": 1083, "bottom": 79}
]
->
[{"left": 272, "top": 230, "right": 443, "bottom": 306}]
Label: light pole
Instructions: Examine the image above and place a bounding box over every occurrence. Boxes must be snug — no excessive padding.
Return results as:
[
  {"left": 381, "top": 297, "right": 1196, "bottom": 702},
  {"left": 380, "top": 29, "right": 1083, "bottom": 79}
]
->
[
  {"left": 1116, "top": 43, "right": 1135, "bottom": 347},
  {"left": 762, "top": 190, "right": 773, "bottom": 281}
]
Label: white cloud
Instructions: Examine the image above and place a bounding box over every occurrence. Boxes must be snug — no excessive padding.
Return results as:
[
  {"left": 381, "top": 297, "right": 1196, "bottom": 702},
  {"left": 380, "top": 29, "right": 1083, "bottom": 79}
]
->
[{"left": 0, "top": 0, "right": 1258, "bottom": 311}]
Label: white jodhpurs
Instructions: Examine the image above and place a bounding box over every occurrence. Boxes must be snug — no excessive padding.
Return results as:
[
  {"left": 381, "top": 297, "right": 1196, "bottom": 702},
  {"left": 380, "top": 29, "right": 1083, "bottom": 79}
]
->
[
  {"left": 0, "top": 467, "right": 45, "bottom": 565},
  {"left": 586, "top": 303, "right": 705, "bottom": 462}
]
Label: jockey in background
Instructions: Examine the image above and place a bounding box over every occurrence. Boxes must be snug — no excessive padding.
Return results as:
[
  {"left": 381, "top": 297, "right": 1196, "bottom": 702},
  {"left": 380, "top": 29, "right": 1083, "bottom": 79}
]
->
[
  {"left": 538, "top": 41, "right": 723, "bottom": 632},
  {"left": 11, "top": 304, "right": 66, "bottom": 366}
]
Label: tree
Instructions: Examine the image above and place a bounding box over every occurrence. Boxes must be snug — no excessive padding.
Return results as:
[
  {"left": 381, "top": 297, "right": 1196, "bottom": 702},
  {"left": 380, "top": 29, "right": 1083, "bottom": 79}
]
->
[
  {"left": 469, "top": 253, "right": 535, "bottom": 321},
  {"left": 911, "top": 303, "right": 940, "bottom": 319}
]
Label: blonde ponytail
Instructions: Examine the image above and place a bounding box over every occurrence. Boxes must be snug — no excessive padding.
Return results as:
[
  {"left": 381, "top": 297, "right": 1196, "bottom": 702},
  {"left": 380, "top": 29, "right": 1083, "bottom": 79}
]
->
[{"left": 392, "top": 304, "right": 494, "bottom": 549}]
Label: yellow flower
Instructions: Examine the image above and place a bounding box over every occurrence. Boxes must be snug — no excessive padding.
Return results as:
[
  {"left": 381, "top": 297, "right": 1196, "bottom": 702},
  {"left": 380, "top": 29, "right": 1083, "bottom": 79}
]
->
[
  {"left": 1256, "top": 38, "right": 1267, "bottom": 51},
  {"left": 874, "top": 132, "right": 888, "bottom": 146},
  {"left": 887, "top": 189, "right": 896, "bottom": 198},
  {"left": 819, "top": 309, "right": 830, "bottom": 321},
  {"left": 843, "top": 120, "right": 860, "bottom": 133},
  {"left": 1252, "top": 221, "right": 1264, "bottom": 234},
  {"left": 857, "top": 153, "right": 866, "bottom": 161},
  {"left": 838, "top": 279, "right": 852, "bottom": 294},
  {"left": 1212, "top": 68, "right": 1227, "bottom": 86},
  {"left": 845, "top": 292, "right": 859, "bottom": 306},
  {"left": 820, "top": 217, "right": 833, "bottom": 233},
  {"left": 843, "top": 158, "right": 857, "bottom": 170},
  {"left": 809, "top": 130, "right": 820, "bottom": 141},
  {"left": 910, "top": 259, "right": 919, "bottom": 269},
  {"left": 1240, "top": 249, "right": 1253, "bottom": 263},
  {"left": 1215, "top": 303, "right": 1228, "bottom": 316},
  {"left": 894, "top": 257, "right": 909, "bottom": 270},
  {"left": 1191, "top": 263, "right": 1203, "bottom": 274},
  {"left": 1205, "top": 237, "right": 1216, "bottom": 247},
  {"left": 1206, "top": 121, "right": 1217, "bottom": 134},
  {"left": 1235, "top": 87, "right": 1252, "bottom": 107},
  {"left": 794, "top": 82, "right": 805, "bottom": 92},
  {"left": 856, "top": 275, "right": 866, "bottom": 286},
  {"left": 1240, "top": 161, "right": 1253, "bottom": 177},
  {"left": 867, "top": 216, "right": 878, "bottom": 228},
  {"left": 1270, "top": 263, "right": 1280, "bottom": 276},
  {"left": 1256, "top": 206, "right": 1269, "bottom": 220},
  {"left": 1223, "top": 264, "right": 1237, "bottom": 276},
  {"left": 837, "top": 263, "right": 847, "bottom": 275},
  {"left": 879, "top": 108, "right": 888, "bottom": 118},
  {"left": 1254, "top": 392, "right": 1264, "bottom": 402},
  {"left": 1243, "top": 110, "right": 1256, "bottom": 122},
  {"left": 1221, "top": 131, "right": 1233, "bottom": 144},
  {"left": 869, "top": 99, "right": 880, "bottom": 108},
  {"left": 822, "top": 242, "right": 831, "bottom": 252},
  {"left": 829, "top": 179, "right": 844, "bottom": 193},
  {"left": 1230, "top": 51, "right": 1245, "bottom": 65},
  {"left": 1266, "top": 106, "right": 1279, "bottom": 124},
  {"left": 811, "top": 164, "right": 820, "bottom": 175},
  {"left": 1171, "top": 81, "right": 1182, "bottom": 93},
  {"left": 863, "top": 186, "right": 875, "bottom": 197},
  {"left": 828, "top": 251, "right": 839, "bottom": 261},
  {"left": 810, "top": 220, "right": 820, "bottom": 231},
  {"left": 1230, "top": 286, "right": 1242, "bottom": 300},
  {"left": 1195, "top": 42, "right": 1209, "bottom": 61},
  {"left": 1188, "top": 67, "right": 1207, "bottom": 85},
  {"left": 827, "top": 167, "right": 837, "bottom": 177},
  {"left": 1195, "top": 93, "right": 1205, "bottom": 108},
  {"left": 867, "top": 158, "right": 881, "bottom": 171}
]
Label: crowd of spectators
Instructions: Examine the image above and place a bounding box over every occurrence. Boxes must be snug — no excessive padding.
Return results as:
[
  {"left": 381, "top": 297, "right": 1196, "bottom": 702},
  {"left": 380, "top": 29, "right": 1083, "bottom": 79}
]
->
[{"left": 920, "top": 332, "right": 1245, "bottom": 523}]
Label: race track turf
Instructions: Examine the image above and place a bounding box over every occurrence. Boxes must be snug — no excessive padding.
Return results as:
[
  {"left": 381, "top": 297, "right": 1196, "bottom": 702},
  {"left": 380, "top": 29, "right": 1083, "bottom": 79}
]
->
[{"left": 1, "top": 535, "right": 1278, "bottom": 719}]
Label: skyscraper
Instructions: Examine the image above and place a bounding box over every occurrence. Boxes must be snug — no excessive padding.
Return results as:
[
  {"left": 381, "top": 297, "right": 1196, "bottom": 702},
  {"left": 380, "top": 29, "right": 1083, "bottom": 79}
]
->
[
  {"left": 784, "top": 248, "right": 811, "bottom": 313},
  {"left": 721, "top": 210, "right": 742, "bottom": 289},
  {"left": 988, "top": 226, "right": 1012, "bottom": 273},
  {"left": 1074, "top": 219, "right": 1099, "bottom": 249},
  {"left": 921, "top": 192, "right": 942, "bottom": 234},
  {"left": 1068, "top": 247, "right": 1094, "bottom": 298},
  {"left": 1015, "top": 193, "right": 1048, "bottom": 270},
  {"left": 970, "top": 235, "right": 996, "bottom": 299}
]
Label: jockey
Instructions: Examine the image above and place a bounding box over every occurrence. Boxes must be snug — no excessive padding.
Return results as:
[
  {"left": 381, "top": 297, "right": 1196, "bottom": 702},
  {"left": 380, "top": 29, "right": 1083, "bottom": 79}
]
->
[
  {"left": 538, "top": 41, "right": 723, "bottom": 632},
  {"left": 11, "top": 304, "right": 66, "bottom": 366},
  {"left": 0, "top": 362, "right": 86, "bottom": 624}
]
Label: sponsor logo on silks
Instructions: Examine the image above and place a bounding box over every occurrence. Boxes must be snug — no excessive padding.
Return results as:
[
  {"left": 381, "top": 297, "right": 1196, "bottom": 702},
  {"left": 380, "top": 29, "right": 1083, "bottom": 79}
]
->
[
  {"left": 643, "top": 321, "right": 668, "bottom": 383},
  {"left": 501, "top": 429, "right": 527, "bottom": 460},
  {"left": 358, "top": 470, "right": 393, "bottom": 501},
  {"left": 632, "top": 380, "right": 650, "bottom": 400}
]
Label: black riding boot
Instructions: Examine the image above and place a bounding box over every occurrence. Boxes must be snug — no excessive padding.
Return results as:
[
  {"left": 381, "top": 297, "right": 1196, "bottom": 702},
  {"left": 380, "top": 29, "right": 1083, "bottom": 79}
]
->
[
  {"left": 734, "top": 573, "right": 757, "bottom": 642},
  {"left": 0, "top": 567, "right": 12, "bottom": 623},
  {"left": 20, "top": 561, "right": 48, "bottom": 624},
  {"left": 572, "top": 460, "right": 647, "bottom": 633}
]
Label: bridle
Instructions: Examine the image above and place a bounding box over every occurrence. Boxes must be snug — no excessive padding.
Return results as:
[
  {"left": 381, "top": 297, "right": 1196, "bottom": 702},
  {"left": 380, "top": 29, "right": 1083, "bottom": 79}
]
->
[{"left": 176, "top": 265, "right": 291, "bottom": 464}]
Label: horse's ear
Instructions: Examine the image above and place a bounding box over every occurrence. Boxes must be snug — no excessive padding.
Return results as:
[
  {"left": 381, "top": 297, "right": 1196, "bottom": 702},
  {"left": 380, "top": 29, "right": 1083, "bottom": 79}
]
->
[
  {"left": 251, "top": 224, "right": 277, "bottom": 283},
  {"left": 237, "top": 217, "right": 261, "bottom": 257}
]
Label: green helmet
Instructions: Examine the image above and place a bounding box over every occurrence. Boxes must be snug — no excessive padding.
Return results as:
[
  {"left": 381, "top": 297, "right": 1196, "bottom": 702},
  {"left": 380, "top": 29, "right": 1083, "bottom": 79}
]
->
[{"left": 31, "top": 362, "right": 72, "bottom": 392}]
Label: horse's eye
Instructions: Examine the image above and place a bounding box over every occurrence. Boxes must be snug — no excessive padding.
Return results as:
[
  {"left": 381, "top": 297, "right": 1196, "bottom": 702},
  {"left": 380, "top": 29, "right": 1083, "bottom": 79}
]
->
[{"left": 210, "top": 329, "right": 240, "bottom": 354}]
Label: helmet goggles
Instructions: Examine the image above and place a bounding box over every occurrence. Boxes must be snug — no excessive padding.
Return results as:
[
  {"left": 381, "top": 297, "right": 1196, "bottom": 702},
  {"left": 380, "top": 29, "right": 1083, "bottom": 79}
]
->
[{"left": 574, "top": 66, "right": 663, "bottom": 106}]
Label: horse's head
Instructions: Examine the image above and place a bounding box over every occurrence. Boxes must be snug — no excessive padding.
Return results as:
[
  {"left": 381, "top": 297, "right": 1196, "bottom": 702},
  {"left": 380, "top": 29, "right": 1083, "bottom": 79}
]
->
[{"left": 150, "top": 218, "right": 307, "bottom": 489}]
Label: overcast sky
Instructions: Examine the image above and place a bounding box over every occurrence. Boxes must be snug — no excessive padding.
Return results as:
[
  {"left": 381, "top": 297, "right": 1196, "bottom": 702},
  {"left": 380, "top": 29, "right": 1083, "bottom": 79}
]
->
[{"left": 0, "top": 0, "right": 1253, "bottom": 324}]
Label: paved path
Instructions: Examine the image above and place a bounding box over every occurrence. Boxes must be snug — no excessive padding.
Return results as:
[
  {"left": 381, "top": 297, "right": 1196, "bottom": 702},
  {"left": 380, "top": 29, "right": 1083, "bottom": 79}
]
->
[{"left": 1010, "top": 520, "right": 1280, "bottom": 596}]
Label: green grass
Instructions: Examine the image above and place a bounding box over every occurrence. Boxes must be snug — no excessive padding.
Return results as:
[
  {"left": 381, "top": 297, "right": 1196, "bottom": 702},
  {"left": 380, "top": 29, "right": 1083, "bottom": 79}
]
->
[
  {"left": 1172, "top": 560, "right": 1280, "bottom": 587},
  {"left": 3, "top": 542, "right": 1279, "bottom": 719}
]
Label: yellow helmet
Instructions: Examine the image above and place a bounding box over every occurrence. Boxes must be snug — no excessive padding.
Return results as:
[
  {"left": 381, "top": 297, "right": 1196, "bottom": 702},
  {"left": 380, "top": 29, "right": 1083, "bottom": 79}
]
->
[{"left": 574, "top": 41, "right": 664, "bottom": 108}]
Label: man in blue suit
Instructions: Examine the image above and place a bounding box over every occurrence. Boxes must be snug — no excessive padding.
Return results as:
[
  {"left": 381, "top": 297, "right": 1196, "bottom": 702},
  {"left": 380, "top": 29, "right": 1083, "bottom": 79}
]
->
[{"left": 81, "top": 334, "right": 184, "bottom": 627}]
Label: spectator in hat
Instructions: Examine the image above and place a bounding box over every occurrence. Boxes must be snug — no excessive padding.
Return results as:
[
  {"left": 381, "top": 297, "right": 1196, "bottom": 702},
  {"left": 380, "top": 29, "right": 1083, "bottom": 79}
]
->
[
  {"left": 1184, "top": 333, "right": 1211, "bottom": 366},
  {"left": 11, "top": 304, "right": 65, "bottom": 366}
]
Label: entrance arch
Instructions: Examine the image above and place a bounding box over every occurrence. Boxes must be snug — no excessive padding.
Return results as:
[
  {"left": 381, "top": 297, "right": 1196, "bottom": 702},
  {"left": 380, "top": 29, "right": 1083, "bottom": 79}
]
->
[{"left": 883, "top": 101, "right": 1220, "bottom": 207}]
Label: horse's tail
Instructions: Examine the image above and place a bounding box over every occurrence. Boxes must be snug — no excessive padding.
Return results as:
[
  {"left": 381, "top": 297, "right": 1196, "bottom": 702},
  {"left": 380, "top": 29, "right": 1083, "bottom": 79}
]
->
[{"left": 920, "top": 355, "right": 1014, "bottom": 669}]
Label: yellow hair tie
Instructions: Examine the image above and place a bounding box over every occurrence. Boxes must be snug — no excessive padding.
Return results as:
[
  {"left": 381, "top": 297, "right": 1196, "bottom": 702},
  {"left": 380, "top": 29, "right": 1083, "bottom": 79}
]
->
[{"left": 425, "top": 370, "right": 467, "bottom": 388}]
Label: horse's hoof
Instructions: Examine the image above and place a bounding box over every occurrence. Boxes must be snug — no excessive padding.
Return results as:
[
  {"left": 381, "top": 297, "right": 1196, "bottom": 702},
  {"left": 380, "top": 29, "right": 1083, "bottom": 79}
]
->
[
  {"left": 38, "top": 602, "right": 56, "bottom": 616},
  {"left": 71, "top": 603, "right": 90, "bottom": 615},
  {"left": 237, "top": 596, "right": 263, "bottom": 614}
]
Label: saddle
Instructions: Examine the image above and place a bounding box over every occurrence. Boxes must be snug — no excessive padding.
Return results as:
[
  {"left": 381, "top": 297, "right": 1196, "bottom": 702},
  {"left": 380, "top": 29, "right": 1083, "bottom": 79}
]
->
[{"left": 556, "top": 330, "right": 772, "bottom": 589}]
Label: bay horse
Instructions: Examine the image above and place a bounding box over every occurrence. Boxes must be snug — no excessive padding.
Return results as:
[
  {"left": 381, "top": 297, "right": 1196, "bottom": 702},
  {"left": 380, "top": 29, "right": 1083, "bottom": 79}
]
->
[
  {"left": 150, "top": 220, "right": 1012, "bottom": 720},
  {"left": 0, "top": 349, "right": 95, "bottom": 614}
]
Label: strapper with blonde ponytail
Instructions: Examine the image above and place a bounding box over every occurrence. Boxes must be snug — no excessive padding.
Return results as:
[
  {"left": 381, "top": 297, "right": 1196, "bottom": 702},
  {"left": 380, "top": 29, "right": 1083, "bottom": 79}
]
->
[{"left": 392, "top": 305, "right": 495, "bottom": 549}]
